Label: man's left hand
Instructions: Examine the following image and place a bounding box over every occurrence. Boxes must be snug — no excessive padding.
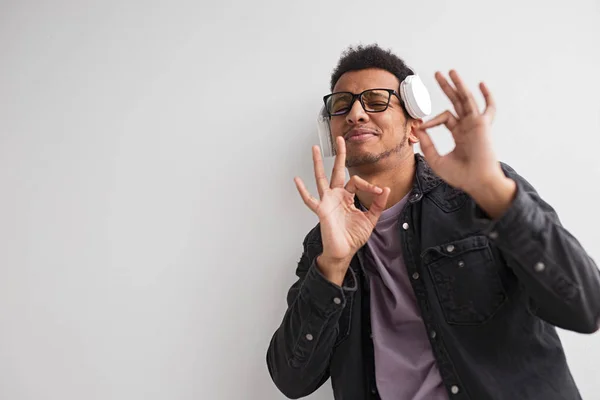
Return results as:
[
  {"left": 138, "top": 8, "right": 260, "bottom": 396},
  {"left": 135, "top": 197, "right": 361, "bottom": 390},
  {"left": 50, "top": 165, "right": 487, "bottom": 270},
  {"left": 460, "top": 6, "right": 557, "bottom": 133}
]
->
[{"left": 415, "top": 70, "right": 517, "bottom": 219}]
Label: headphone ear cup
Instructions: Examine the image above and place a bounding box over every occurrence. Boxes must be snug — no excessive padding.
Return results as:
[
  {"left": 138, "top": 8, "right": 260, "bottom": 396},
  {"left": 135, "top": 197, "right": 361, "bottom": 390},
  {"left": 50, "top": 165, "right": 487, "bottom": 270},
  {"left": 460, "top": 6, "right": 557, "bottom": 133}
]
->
[
  {"left": 400, "top": 75, "right": 432, "bottom": 119},
  {"left": 317, "top": 106, "right": 335, "bottom": 158}
]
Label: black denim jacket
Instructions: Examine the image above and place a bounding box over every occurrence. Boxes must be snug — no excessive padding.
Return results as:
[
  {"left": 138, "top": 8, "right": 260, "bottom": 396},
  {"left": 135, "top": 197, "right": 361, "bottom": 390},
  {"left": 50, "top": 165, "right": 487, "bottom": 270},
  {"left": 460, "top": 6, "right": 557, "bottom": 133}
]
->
[{"left": 267, "top": 154, "right": 600, "bottom": 400}]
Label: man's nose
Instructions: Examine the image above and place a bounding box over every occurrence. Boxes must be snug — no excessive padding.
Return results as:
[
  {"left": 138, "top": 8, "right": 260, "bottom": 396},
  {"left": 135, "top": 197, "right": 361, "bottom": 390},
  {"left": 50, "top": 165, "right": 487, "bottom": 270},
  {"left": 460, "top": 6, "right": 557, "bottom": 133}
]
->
[{"left": 345, "top": 99, "right": 369, "bottom": 125}]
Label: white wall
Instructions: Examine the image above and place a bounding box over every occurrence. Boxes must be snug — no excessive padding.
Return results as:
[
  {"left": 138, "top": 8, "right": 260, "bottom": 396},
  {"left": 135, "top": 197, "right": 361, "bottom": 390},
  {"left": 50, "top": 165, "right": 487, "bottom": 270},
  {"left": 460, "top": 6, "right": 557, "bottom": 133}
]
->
[{"left": 0, "top": 0, "right": 598, "bottom": 399}]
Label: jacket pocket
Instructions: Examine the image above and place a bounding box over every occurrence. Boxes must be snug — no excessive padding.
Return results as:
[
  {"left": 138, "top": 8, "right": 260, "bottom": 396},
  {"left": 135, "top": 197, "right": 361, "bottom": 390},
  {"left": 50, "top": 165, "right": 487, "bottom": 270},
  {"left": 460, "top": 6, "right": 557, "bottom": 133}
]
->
[{"left": 422, "top": 235, "right": 507, "bottom": 325}]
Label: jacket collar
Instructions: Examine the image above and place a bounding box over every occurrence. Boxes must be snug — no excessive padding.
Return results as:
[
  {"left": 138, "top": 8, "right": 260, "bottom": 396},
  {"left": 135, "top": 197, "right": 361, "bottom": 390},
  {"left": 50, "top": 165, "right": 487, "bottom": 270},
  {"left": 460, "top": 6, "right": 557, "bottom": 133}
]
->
[{"left": 413, "top": 153, "right": 443, "bottom": 196}]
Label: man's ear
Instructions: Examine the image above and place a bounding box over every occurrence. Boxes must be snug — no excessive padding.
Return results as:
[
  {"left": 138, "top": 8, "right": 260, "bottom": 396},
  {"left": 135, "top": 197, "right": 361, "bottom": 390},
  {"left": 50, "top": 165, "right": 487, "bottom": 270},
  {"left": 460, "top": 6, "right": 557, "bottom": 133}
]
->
[{"left": 408, "top": 119, "right": 423, "bottom": 144}]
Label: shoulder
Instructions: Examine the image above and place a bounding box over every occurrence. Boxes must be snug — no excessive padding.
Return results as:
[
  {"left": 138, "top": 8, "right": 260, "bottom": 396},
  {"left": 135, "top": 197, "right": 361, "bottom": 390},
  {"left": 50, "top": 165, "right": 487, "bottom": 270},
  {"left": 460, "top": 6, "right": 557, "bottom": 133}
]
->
[
  {"left": 303, "top": 223, "right": 322, "bottom": 246},
  {"left": 498, "top": 161, "right": 537, "bottom": 193}
]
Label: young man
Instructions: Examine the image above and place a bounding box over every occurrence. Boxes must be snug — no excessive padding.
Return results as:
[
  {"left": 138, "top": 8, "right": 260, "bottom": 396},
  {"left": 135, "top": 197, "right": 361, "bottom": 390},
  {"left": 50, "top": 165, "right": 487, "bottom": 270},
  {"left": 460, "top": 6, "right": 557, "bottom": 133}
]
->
[{"left": 266, "top": 44, "right": 600, "bottom": 400}]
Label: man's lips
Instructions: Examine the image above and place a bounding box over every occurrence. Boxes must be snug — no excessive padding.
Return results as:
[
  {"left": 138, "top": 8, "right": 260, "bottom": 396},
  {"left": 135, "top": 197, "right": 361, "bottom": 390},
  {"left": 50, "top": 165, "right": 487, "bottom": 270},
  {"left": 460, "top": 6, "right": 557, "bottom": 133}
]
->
[{"left": 344, "top": 129, "right": 379, "bottom": 142}]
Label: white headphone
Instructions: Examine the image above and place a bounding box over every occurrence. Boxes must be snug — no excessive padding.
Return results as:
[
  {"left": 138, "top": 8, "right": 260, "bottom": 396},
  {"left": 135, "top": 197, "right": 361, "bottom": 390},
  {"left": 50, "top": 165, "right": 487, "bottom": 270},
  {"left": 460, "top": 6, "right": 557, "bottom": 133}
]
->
[{"left": 316, "top": 74, "right": 432, "bottom": 158}]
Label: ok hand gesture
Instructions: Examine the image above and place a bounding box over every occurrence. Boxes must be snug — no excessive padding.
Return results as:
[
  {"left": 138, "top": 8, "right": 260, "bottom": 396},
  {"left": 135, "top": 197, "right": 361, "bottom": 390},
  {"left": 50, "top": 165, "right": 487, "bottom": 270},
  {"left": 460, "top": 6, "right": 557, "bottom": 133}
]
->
[{"left": 294, "top": 136, "right": 390, "bottom": 284}]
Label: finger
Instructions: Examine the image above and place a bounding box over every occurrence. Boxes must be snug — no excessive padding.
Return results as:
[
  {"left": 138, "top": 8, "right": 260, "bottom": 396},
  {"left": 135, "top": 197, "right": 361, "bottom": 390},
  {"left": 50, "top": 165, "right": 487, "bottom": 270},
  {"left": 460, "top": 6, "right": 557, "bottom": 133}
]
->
[
  {"left": 435, "top": 71, "right": 464, "bottom": 116},
  {"left": 480, "top": 82, "right": 496, "bottom": 122},
  {"left": 415, "top": 128, "right": 442, "bottom": 167},
  {"left": 294, "top": 177, "right": 319, "bottom": 212},
  {"left": 312, "top": 145, "right": 329, "bottom": 199},
  {"left": 364, "top": 187, "right": 391, "bottom": 226},
  {"left": 419, "top": 110, "right": 458, "bottom": 131},
  {"left": 344, "top": 175, "right": 384, "bottom": 195},
  {"left": 449, "top": 70, "right": 478, "bottom": 116},
  {"left": 330, "top": 136, "right": 347, "bottom": 188}
]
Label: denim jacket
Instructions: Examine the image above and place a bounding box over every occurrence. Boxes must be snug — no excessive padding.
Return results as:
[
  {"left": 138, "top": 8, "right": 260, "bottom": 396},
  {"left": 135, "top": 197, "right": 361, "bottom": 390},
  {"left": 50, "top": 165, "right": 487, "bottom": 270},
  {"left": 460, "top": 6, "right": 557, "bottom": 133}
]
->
[{"left": 267, "top": 154, "right": 600, "bottom": 400}]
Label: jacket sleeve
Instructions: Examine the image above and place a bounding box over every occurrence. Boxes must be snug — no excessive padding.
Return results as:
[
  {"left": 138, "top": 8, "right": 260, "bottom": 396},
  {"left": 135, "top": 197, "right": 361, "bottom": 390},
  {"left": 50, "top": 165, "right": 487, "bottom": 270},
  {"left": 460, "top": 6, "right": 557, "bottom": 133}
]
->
[
  {"left": 474, "top": 163, "right": 600, "bottom": 334},
  {"left": 266, "top": 227, "right": 358, "bottom": 399}
]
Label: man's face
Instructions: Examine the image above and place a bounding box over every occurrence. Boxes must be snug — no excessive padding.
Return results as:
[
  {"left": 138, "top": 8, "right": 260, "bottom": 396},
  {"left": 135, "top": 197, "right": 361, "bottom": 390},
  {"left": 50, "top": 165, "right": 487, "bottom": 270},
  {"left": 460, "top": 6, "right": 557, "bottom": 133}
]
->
[{"left": 330, "top": 68, "right": 411, "bottom": 168}]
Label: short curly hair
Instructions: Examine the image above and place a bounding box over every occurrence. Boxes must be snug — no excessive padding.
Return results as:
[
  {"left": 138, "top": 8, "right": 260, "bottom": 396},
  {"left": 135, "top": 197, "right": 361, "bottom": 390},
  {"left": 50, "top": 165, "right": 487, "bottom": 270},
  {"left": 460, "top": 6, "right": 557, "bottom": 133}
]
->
[
  {"left": 330, "top": 44, "right": 414, "bottom": 91},
  {"left": 330, "top": 44, "right": 414, "bottom": 118}
]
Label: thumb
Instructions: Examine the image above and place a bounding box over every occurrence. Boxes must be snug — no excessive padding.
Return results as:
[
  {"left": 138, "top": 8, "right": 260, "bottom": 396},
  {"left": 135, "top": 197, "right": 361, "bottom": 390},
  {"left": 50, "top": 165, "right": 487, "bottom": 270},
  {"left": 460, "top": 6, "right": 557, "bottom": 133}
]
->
[{"left": 364, "top": 187, "right": 390, "bottom": 226}]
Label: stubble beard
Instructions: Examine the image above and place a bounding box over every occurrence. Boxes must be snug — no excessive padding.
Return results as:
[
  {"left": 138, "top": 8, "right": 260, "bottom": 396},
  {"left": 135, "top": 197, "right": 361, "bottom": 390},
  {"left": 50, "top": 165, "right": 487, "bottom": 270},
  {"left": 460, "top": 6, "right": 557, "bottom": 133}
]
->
[{"left": 345, "top": 132, "right": 408, "bottom": 168}]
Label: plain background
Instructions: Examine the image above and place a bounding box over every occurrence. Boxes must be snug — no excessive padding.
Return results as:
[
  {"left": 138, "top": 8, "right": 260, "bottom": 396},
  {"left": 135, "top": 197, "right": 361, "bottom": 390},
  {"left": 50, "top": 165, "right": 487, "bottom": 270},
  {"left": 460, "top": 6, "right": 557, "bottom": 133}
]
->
[{"left": 1, "top": 0, "right": 599, "bottom": 399}]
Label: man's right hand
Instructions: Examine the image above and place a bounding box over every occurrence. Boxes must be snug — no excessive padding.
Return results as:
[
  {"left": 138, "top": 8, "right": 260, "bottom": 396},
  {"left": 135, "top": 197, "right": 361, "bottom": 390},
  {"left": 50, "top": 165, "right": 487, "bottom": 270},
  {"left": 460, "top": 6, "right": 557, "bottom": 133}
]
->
[{"left": 294, "top": 136, "right": 390, "bottom": 286}]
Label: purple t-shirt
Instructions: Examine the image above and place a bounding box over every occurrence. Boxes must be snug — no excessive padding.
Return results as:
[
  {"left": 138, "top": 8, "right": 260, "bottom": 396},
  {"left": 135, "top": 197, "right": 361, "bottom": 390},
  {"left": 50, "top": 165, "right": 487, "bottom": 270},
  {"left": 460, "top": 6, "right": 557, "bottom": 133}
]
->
[{"left": 361, "top": 194, "right": 448, "bottom": 400}]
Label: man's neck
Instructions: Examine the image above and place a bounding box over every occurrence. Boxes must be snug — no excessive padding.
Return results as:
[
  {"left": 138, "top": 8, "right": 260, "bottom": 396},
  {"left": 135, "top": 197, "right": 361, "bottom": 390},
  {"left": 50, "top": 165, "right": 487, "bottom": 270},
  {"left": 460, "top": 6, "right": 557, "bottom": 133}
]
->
[{"left": 349, "top": 152, "right": 417, "bottom": 210}]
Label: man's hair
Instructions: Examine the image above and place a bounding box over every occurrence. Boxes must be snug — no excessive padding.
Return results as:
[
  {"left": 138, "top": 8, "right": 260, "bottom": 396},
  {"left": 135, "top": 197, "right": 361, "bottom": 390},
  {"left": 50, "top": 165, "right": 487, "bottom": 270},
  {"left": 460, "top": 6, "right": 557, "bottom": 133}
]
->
[
  {"left": 329, "top": 44, "right": 413, "bottom": 118},
  {"left": 330, "top": 44, "right": 414, "bottom": 91}
]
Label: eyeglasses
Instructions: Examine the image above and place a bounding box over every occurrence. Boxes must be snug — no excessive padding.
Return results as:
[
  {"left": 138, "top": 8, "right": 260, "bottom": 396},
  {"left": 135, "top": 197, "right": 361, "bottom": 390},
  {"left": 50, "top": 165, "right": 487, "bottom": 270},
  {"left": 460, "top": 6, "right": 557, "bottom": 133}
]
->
[{"left": 322, "top": 88, "right": 402, "bottom": 117}]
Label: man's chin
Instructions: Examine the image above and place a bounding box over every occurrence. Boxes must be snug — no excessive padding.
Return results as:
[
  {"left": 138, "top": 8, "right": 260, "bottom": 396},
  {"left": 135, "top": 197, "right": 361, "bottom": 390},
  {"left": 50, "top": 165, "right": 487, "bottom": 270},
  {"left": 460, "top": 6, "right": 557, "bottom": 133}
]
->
[
  {"left": 345, "top": 152, "right": 381, "bottom": 168},
  {"left": 345, "top": 142, "right": 406, "bottom": 168}
]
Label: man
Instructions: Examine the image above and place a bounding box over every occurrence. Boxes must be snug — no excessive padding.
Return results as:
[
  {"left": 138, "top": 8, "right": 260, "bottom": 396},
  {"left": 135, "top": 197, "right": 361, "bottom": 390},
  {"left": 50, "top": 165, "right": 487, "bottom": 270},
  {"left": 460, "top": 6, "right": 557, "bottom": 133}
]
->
[{"left": 266, "top": 44, "right": 600, "bottom": 400}]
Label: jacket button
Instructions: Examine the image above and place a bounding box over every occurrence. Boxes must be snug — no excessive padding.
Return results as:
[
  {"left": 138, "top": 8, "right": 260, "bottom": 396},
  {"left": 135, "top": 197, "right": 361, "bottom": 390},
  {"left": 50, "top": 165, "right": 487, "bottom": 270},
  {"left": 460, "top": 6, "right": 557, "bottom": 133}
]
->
[
  {"left": 402, "top": 222, "right": 409, "bottom": 230},
  {"left": 489, "top": 231, "right": 499, "bottom": 239},
  {"left": 430, "top": 330, "right": 437, "bottom": 339},
  {"left": 446, "top": 245, "right": 455, "bottom": 253},
  {"left": 534, "top": 262, "right": 545, "bottom": 272},
  {"left": 305, "top": 333, "right": 314, "bottom": 341},
  {"left": 333, "top": 297, "right": 342, "bottom": 305},
  {"left": 412, "top": 272, "right": 420, "bottom": 280},
  {"left": 451, "top": 385, "right": 460, "bottom": 394}
]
